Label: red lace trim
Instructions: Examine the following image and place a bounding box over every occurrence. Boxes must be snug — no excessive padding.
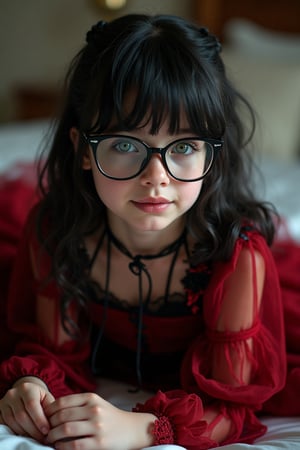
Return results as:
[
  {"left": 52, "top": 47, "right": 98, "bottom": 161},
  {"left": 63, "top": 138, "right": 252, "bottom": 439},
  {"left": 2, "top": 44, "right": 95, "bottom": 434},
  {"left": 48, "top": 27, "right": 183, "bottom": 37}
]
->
[{"left": 152, "top": 415, "right": 175, "bottom": 445}]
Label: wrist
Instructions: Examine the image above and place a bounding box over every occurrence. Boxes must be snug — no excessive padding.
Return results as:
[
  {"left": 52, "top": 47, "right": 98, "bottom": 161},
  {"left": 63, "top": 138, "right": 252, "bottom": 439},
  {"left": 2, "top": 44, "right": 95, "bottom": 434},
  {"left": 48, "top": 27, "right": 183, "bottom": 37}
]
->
[{"left": 134, "top": 412, "right": 157, "bottom": 448}]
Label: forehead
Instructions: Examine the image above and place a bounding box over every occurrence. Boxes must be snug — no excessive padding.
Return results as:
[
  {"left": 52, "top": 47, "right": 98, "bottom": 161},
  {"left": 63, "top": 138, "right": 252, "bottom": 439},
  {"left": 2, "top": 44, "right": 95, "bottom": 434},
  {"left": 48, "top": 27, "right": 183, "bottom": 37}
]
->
[{"left": 105, "top": 88, "right": 192, "bottom": 134}]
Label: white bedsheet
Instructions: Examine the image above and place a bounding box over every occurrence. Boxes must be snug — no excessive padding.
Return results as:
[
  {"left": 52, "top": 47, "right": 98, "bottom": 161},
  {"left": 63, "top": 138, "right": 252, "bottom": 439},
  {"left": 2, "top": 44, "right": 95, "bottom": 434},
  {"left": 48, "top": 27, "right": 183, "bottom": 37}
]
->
[
  {"left": 0, "top": 378, "right": 299, "bottom": 449},
  {"left": 0, "top": 418, "right": 299, "bottom": 450}
]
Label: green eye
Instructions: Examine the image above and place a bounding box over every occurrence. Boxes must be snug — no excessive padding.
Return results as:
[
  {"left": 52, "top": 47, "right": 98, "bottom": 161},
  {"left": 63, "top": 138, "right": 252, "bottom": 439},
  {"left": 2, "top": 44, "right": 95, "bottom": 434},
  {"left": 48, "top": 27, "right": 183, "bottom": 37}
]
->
[
  {"left": 115, "top": 141, "right": 136, "bottom": 153},
  {"left": 173, "top": 142, "right": 194, "bottom": 154}
]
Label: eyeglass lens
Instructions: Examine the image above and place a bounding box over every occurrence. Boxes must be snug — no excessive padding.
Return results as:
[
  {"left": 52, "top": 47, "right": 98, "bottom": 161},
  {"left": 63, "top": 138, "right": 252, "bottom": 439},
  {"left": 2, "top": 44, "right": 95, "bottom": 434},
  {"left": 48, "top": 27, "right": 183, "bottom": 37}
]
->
[{"left": 95, "top": 136, "right": 214, "bottom": 181}]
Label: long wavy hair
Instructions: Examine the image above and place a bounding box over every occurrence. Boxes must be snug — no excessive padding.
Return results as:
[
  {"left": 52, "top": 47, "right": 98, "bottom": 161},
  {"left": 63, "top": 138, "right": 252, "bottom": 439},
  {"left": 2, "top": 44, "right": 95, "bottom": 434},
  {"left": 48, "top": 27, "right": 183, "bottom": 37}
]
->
[{"left": 36, "top": 14, "right": 276, "bottom": 333}]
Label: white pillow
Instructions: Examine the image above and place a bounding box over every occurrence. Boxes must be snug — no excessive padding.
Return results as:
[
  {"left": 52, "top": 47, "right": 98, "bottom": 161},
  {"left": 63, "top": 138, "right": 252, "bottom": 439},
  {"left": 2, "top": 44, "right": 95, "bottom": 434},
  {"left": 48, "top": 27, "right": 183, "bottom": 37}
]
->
[
  {"left": 224, "top": 19, "right": 300, "bottom": 61},
  {"left": 222, "top": 48, "right": 300, "bottom": 161}
]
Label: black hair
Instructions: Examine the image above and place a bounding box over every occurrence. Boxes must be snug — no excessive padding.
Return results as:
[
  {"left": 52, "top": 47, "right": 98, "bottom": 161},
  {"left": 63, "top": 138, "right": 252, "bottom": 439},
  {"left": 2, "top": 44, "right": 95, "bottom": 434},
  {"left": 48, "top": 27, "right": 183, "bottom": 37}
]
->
[{"left": 36, "top": 14, "right": 276, "bottom": 334}]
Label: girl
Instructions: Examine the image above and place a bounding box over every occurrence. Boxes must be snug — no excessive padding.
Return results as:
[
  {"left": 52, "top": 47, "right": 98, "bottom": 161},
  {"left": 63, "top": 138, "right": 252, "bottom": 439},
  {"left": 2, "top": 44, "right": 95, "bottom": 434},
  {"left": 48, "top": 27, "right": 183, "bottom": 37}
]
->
[{"left": 0, "top": 14, "right": 286, "bottom": 450}]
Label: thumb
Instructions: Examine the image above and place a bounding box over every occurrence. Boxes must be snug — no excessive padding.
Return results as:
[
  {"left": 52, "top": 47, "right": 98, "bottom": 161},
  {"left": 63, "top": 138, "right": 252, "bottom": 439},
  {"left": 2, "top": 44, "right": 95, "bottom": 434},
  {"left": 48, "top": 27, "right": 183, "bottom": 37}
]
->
[{"left": 41, "top": 391, "right": 55, "bottom": 409}]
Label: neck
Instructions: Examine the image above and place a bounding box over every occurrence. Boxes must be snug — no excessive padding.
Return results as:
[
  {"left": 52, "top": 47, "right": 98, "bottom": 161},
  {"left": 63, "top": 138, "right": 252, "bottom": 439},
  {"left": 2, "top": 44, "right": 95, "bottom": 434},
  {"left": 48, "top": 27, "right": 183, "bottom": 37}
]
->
[{"left": 106, "top": 217, "right": 186, "bottom": 256}]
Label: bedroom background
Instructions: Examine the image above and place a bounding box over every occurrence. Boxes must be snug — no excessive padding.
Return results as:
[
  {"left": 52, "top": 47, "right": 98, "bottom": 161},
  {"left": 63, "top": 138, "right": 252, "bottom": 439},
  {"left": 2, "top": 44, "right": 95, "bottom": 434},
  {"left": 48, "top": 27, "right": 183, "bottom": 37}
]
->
[
  {"left": 0, "top": 0, "right": 193, "bottom": 123},
  {"left": 0, "top": 2, "right": 299, "bottom": 449},
  {"left": 0, "top": 0, "right": 299, "bottom": 241}
]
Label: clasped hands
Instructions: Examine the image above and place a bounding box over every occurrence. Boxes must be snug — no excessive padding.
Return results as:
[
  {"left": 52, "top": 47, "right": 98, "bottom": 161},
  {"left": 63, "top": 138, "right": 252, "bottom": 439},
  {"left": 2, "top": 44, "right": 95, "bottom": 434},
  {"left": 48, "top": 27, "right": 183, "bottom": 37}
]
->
[{"left": 0, "top": 378, "right": 155, "bottom": 450}]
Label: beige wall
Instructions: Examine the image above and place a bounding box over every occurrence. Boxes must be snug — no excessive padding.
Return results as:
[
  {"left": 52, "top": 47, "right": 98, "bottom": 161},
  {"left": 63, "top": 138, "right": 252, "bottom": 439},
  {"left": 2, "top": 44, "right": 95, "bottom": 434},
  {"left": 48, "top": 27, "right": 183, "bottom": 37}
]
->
[{"left": 0, "top": 0, "right": 192, "bottom": 121}]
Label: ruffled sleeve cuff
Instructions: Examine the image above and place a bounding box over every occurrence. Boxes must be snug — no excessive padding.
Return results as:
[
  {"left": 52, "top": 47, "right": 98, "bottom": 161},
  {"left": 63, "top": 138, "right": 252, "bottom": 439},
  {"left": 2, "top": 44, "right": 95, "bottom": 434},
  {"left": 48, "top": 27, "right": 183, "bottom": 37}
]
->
[
  {"left": 152, "top": 415, "right": 175, "bottom": 445},
  {"left": 134, "top": 390, "right": 218, "bottom": 450},
  {"left": 0, "top": 355, "right": 74, "bottom": 398}
]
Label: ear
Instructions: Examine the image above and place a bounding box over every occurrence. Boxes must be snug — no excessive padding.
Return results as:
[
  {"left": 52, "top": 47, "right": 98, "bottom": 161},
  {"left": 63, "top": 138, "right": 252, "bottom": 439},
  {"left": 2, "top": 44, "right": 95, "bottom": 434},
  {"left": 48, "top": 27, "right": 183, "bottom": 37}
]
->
[{"left": 69, "top": 127, "right": 92, "bottom": 170}]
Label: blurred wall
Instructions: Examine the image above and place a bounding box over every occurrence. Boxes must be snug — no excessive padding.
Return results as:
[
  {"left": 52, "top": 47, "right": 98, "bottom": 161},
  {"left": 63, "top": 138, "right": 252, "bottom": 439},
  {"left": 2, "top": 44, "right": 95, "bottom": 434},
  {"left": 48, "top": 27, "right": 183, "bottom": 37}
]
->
[{"left": 0, "top": 0, "right": 192, "bottom": 121}]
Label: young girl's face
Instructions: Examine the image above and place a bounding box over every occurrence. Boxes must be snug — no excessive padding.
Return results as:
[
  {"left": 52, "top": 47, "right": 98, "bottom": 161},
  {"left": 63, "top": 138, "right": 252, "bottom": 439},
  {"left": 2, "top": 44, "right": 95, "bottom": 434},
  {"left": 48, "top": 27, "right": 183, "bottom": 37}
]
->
[{"left": 80, "top": 113, "right": 204, "bottom": 235}]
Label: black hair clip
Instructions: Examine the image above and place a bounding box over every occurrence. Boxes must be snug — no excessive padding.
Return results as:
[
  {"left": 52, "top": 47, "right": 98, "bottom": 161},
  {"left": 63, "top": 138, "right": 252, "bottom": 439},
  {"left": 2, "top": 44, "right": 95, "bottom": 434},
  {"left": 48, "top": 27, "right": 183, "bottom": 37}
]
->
[
  {"left": 198, "top": 26, "right": 222, "bottom": 55},
  {"left": 198, "top": 26, "right": 209, "bottom": 37},
  {"left": 86, "top": 20, "right": 107, "bottom": 45}
]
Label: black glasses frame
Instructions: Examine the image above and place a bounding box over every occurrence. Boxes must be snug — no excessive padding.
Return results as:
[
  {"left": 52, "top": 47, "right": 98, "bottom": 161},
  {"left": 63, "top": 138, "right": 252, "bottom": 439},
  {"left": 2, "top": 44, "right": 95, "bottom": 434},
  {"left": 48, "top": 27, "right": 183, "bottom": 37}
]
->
[{"left": 83, "top": 133, "right": 223, "bottom": 182}]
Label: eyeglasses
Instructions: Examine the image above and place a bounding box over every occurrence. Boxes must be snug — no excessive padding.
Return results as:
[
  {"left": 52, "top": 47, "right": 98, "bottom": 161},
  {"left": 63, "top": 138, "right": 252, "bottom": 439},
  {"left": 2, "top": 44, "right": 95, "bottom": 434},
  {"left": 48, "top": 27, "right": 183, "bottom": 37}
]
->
[{"left": 83, "top": 133, "right": 223, "bottom": 182}]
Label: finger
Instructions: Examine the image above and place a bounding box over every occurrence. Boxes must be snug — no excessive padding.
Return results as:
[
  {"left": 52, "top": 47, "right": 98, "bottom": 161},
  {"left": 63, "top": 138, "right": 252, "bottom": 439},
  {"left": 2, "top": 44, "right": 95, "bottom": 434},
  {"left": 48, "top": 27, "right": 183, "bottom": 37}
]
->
[
  {"left": 41, "top": 391, "right": 55, "bottom": 409},
  {"left": 49, "top": 405, "right": 90, "bottom": 427},
  {"left": 49, "top": 436, "right": 96, "bottom": 450},
  {"left": 18, "top": 407, "right": 46, "bottom": 441},
  {"left": 1, "top": 405, "right": 28, "bottom": 436},
  {"left": 8, "top": 382, "right": 50, "bottom": 435},
  {"left": 45, "top": 420, "right": 96, "bottom": 445},
  {"left": 20, "top": 390, "right": 51, "bottom": 435},
  {"left": 1, "top": 403, "right": 45, "bottom": 441},
  {"left": 45, "top": 393, "right": 98, "bottom": 417},
  {"left": 0, "top": 384, "right": 50, "bottom": 440}
]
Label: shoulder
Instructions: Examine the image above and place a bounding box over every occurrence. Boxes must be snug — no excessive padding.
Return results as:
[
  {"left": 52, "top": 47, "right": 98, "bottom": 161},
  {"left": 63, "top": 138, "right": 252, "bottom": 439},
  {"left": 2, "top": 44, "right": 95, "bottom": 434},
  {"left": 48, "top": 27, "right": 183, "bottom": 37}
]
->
[
  {"left": 209, "top": 230, "right": 268, "bottom": 330},
  {"left": 231, "top": 227, "right": 271, "bottom": 269},
  {"left": 200, "top": 227, "right": 281, "bottom": 326},
  {"left": 190, "top": 228, "right": 269, "bottom": 277},
  {"left": 205, "top": 228, "right": 270, "bottom": 300},
  {"left": 237, "top": 227, "right": 267, "bottom": 265}
]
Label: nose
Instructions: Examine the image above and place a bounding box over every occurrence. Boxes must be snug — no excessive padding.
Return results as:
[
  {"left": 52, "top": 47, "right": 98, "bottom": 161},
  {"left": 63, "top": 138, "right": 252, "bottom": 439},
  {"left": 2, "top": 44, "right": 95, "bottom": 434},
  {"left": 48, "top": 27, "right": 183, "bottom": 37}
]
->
[{"left": 139, "top": 154, "right": 170, "bottom": 187}]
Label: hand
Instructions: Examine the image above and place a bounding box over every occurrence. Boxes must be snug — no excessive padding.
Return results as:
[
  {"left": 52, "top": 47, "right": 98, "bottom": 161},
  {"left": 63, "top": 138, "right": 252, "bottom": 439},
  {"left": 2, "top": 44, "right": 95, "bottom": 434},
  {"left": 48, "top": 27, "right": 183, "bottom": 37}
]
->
[
  {"left": 0, "top": 377, "right": 55, "bottom": 442},
  {"left": 45, "top": 392, "right": 156, "bottom": 450}
]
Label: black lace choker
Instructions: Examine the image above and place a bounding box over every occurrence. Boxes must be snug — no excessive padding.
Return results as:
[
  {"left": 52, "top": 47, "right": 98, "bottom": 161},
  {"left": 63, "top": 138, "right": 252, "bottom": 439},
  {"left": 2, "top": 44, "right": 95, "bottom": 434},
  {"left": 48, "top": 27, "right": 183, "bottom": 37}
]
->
[
  {"left": 106, "top": 226, "right": 187, "bottom": 276},
  {"left": 91, "top": 225, "right": 188, "bottom": 388}
]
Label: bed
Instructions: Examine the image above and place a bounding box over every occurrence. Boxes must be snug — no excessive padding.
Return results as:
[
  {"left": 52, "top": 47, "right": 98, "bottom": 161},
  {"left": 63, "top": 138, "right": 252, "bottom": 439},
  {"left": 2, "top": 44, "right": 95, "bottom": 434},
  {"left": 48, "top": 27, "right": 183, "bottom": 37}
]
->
[
  {"left": 0, "top": 1, "right": 300, "bottom": 448},
  {"left": 0, "top": 115, "right": 299, "bottom": 450}
]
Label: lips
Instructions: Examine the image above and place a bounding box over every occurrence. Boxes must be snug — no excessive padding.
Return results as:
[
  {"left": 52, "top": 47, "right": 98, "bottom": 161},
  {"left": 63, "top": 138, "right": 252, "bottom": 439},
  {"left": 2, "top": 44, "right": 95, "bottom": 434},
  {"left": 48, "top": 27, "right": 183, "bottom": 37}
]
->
[
  {"left": 137, "top": 197, "right": 170, "bottom": 204},
  {"left": 132, "top": 197, "right": 172, "bottom": 213}
]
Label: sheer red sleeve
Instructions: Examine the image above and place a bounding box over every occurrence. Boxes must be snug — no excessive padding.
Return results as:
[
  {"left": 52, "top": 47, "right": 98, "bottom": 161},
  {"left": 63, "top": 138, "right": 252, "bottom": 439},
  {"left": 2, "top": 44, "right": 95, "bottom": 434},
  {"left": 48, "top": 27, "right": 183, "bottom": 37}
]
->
[
  {"left": 135, "top": 231, "right": 286, "bottom": 449},
  {"left": 0, "top": 207, "right": 96, "bottom": 398}
]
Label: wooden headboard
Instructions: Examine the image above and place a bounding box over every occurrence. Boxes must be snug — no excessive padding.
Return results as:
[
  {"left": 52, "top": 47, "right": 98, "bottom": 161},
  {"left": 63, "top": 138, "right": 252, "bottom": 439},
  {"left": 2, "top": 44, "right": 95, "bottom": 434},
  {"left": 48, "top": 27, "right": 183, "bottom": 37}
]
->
[{"left": 192, "top": 0, "right": 300, "bottom": 40}]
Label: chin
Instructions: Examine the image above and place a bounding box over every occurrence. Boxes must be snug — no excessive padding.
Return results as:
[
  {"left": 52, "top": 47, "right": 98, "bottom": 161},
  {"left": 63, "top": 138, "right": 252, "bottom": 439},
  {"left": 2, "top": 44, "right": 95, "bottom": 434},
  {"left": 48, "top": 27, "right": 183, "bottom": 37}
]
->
[{"left": 132, "top": 217, "right": 177, "bottom": 233}]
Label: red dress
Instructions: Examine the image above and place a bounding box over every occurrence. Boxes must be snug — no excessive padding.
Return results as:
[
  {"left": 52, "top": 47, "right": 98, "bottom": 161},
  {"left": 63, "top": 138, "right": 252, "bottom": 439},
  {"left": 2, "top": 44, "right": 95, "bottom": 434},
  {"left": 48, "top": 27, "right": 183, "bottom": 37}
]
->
[{"left": 0, "top": 175, "right": 298, "bottom": 449}]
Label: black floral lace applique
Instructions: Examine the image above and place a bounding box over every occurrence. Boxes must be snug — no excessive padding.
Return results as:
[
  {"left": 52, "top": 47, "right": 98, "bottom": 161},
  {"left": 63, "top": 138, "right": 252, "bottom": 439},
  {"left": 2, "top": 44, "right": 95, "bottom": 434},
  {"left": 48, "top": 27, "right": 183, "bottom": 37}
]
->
[{"left": 182, "top": 263, "right": 212, "bottom": 314}]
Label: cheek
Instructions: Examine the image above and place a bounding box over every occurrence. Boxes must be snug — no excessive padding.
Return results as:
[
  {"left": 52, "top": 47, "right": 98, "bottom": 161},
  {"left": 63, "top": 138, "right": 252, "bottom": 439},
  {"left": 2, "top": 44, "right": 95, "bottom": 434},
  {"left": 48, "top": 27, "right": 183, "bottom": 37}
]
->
[
  {"left": 180, "top": 181, "right": 203, "bottom": 208},
  {"left": 91, "top": 169, "right": 127, "bottom": 208},
  {"left": 90, "top": 160, "right": 113, "bottom": 200},
  {"left": 94, "top": 178, "right": 117, "bottom": 202}
]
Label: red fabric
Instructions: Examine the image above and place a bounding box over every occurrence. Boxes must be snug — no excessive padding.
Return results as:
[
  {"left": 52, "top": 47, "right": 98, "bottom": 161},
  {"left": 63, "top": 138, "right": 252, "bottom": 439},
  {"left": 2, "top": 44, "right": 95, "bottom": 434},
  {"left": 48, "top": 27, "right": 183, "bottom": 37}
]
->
[
  {"left": 0, "top": 167, "right": 299, "bottom": 449},
  {"left": 262, "top": 239, "right": 300, "bottom": 416},
  {"left": 152, "top": 415, "right": 175, "bottom": 445},
  {"left": 0, "top": 207, "right": 96, "bottom": 396},
  {"left": 135, "top": 390, "right": 216, "bottom": 450},
  {"left": 0, "top": 165, "right": 38, "bottom": 361}
]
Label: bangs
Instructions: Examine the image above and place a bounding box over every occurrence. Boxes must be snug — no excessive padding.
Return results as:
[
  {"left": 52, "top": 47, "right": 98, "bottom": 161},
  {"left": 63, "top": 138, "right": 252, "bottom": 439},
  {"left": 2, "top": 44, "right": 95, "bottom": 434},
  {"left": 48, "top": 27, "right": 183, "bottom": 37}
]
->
[{"left": 89, "top": 20, "right": 226, "bottom": 138}]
